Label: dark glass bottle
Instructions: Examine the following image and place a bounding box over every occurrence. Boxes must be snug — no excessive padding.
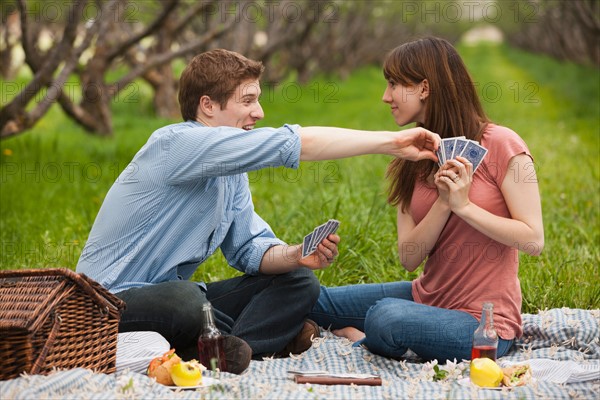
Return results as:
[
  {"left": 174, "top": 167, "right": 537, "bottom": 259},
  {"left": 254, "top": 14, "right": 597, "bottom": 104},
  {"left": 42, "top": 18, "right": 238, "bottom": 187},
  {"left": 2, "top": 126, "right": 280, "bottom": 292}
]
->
[
  {"left": 197, "top": 303, "right": 226, "bottom": 371},
  {"left": 471, "top": 302, "right": 499, "bottom": 361}
]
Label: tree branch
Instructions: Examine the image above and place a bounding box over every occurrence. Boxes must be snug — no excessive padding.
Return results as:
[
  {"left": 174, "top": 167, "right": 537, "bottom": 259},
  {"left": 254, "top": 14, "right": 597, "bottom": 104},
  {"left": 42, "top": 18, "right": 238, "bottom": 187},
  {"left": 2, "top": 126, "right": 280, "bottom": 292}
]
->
[
  {"left": 171, "top": 0, "right": 218, "bottom": 39},
  {"left": 53, "top": 13, "right": 108, "bottom": 132},
  {"left": 106, "top": 0, "right": 180, "bottom": 63},
  {"left": 0, "top": 0, "right": 87, "bottom": 137},
  {"left": 111, "top": 18, "right": 236, "bottom": 95}
]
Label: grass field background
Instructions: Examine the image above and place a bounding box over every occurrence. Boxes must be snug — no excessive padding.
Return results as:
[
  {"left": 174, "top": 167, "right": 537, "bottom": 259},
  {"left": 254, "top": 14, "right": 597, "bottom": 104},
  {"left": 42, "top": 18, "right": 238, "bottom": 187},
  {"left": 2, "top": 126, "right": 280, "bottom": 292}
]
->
[{"left": 1, "top": 43, "right": 598, "bottom": 313}]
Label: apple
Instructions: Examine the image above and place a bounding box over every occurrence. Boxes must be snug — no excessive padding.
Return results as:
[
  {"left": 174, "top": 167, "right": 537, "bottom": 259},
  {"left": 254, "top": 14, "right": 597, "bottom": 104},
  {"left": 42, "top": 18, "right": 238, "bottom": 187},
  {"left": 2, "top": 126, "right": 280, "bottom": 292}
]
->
[{"left": 170, "top": 360, "right": 204, "bottom": 387}]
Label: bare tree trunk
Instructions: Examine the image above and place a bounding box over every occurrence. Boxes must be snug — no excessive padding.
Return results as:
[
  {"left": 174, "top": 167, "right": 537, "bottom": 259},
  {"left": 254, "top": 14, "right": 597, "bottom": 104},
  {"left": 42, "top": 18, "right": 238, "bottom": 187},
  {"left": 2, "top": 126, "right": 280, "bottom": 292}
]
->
[
  {"left": 138, "top": 16, "right": 180, "bottom": 120},
  {"left": 66, "top": 0, "right": 180, "bottom": 135},
  {"left": 501, "top": 0, "right": 599, "bottom": 67},
  {"left": 1, "top": 9, "right": 21, "bottom": 79},
  {"left": 0, "top": 0, "right": 86, "bottom": 139},
  {"left": 79, "top": 52, "right": 113, "bottom": 135},
  {"left": 144, "top": 66, "right": 180, "bottom": 119}
]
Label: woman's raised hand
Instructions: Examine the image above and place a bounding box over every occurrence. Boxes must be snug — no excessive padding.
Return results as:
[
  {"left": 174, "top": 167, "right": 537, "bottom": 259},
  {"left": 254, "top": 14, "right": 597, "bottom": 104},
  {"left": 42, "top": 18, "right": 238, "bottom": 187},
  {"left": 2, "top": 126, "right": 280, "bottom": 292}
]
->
[{"left": 434, "top": 156, "right": 473, "bottom": 212}]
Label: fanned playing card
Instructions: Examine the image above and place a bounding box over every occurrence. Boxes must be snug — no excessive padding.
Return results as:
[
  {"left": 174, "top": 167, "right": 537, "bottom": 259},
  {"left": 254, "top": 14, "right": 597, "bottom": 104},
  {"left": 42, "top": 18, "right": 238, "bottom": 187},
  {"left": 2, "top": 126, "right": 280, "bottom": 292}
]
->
[
  {"left": 443, "top": 138, "right": 457, "bottom": 163},
  {"left": 439, "top": 136, "right": 487, "bottom": 172},
  {"left": 302, "top": 219, "right": 340, "bottom": 258},
  {"left": 452, "top": 137, "right": 468, "bottom": 159},
  {"left": 459, "top": 140, "right": 488, "bottom": 171},
  {"left": 436, "top": 146, "right": 445, "bottom": 167},
  {"left": 302, "top": 232, "right": 315, "bottom": 258}
]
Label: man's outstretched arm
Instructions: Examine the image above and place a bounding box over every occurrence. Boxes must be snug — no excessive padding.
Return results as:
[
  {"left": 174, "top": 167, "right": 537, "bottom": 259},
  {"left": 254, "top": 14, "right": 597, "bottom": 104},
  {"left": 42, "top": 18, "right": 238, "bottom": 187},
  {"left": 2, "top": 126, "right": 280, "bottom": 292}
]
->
[{"left": 299, "top": 126, "right": 440, "bottom": 162}]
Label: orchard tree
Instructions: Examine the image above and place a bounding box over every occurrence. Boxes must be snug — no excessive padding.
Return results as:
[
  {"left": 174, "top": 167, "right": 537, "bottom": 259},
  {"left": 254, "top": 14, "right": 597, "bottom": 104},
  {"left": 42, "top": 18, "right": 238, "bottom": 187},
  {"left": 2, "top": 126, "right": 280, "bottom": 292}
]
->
[
  {"left": 497, "top": 0, "right": 599, "bottom": 67},
  {"left": 1, "top": 0, "right": 236, "bottom": 138},
  {"left": 1, "top": 0, "right": 480, "bottom": 139}
]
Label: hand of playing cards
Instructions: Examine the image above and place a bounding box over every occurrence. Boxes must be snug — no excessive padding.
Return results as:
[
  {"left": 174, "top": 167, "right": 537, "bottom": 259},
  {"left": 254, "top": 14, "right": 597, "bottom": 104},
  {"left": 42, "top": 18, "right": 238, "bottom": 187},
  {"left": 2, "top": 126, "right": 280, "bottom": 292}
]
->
[
  {"left": 302, "top": 219, "right": 340, "bottom": 258},
  {"left": 436, "top": 136, "right": 488, "bottom": 172}
]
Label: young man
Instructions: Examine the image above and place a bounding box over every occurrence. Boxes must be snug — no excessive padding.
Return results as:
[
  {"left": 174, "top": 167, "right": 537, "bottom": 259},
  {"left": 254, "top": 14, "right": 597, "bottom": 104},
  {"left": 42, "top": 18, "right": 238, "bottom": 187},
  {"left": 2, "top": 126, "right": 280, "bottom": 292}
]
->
[{"left": 76, "top": 49, "right": 440, "bottom": 374}]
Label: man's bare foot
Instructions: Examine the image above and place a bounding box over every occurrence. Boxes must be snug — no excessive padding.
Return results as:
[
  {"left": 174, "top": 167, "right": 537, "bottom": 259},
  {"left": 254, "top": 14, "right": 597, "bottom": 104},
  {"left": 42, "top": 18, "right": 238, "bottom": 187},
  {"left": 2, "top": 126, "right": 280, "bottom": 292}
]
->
[{"left": 332, "top": 326, "right": 366, "bottom": 343}]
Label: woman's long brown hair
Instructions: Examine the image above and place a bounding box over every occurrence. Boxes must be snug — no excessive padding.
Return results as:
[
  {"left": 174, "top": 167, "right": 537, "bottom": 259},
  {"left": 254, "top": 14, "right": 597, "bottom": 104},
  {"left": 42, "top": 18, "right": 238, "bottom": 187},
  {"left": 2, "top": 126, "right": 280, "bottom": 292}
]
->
[{"left": 385, "top": 37, "right": 490, "bottom": 212}]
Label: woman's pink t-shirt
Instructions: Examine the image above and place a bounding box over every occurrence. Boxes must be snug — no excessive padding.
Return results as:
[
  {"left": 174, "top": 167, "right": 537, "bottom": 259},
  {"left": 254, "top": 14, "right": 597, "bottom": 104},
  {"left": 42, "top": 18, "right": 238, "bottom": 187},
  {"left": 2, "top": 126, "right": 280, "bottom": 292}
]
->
[{"left": 410, "top": 124, "right": 532, "bottom": 339}]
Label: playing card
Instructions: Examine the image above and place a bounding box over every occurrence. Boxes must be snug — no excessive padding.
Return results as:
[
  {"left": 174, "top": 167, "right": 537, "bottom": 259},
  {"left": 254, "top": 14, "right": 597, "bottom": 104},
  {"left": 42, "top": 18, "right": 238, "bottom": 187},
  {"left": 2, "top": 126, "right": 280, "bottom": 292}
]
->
[
  {"left": 309, "top": 222, "right": 329, "bottom": 252},
  {"left": 302, "top": 219, "right": 341, "bottom": 257},
  {"left": 310, "top": 219, "right": 340, "bottom": 253},
  {"left": 443, "top": 138, "right": 456, "bottom": 162},
  {"left": 327, "top": 219, "right": 340, "bottom": 234},
  {"left": 302, "top": 232, "right": 314, "bottom": 258},
  {"left": 436, "top": 146, "right": 445, "bottom": 166},
  {"left": 452, "top": 138, "right": 468, "bottom": 159},
  {"left": 459, "top": 140, "right": 488, "bottom": 171},
  {"left": 320, "top": 219, "right": 340, "bottom": 242}
]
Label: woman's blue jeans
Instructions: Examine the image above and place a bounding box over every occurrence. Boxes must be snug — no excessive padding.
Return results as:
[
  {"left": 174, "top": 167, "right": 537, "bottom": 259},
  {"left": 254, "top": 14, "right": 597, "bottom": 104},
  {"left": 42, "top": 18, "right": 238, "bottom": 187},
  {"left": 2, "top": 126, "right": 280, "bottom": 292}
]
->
[{"left": 309, "top": 281, "right": 513, "bottom": 362}]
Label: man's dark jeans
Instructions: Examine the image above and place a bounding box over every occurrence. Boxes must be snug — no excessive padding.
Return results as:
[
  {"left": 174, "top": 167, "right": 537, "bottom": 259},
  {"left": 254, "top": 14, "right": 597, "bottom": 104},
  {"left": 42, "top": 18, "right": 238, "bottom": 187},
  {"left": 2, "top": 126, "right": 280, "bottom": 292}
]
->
[{"left": 115, "top": 267, "right": 319, "bottom": 360}]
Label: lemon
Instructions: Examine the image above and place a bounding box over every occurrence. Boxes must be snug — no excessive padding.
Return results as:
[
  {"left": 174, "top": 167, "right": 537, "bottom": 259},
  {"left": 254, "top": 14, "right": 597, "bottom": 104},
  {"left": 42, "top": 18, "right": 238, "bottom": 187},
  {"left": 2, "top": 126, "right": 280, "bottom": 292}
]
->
[{"left": 470, "top": 358, "right": 503, "bottom": 387}]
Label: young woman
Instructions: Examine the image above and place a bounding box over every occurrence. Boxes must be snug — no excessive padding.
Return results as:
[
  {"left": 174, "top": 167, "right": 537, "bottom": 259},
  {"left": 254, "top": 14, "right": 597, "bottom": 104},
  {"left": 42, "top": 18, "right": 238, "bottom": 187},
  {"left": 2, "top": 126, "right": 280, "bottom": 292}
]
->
[{"left": 309, "top": 37, "right": 544, "bottom": 362}]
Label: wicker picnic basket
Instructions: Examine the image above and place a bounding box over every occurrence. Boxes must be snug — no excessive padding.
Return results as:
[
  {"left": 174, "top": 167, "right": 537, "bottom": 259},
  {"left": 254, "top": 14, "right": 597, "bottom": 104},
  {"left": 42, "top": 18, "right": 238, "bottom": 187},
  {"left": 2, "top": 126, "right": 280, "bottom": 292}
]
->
[{"left": 0, "top": 268, "right": 125, "bottom": 380}]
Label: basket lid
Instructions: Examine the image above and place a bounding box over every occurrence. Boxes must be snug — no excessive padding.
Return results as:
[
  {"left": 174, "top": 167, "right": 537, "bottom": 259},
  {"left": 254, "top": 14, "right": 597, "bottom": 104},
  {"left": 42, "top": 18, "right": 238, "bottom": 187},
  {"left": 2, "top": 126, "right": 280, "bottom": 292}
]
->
[{"left": 0, "top": 268, "right": 125, "bottom": 332}]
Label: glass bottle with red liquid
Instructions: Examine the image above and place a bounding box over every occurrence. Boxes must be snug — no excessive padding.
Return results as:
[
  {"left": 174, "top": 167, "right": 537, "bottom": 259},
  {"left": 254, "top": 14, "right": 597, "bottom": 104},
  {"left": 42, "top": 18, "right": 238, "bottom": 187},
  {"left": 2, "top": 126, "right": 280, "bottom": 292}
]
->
[
  {"left": 471, "top": 302, "right": 498, "bottom": 361},
  {"left": 197, "top": 302, "right": 227, "bottom": 372}
]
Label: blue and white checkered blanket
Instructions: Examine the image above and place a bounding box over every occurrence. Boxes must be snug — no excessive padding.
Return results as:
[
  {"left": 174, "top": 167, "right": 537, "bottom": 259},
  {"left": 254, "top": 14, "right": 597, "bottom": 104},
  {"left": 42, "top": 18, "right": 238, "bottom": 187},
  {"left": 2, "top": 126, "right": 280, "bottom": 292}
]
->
[{"left": 1, "top": 308, "right": 598, "bottom": 399}]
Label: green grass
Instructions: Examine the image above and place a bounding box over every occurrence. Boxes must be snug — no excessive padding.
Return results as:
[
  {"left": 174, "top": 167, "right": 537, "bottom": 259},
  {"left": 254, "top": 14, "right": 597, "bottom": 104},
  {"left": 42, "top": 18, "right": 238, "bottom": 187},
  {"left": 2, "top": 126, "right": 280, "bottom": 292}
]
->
[{"left": 1, "top": 43, "right": 598, "bottom": 313}]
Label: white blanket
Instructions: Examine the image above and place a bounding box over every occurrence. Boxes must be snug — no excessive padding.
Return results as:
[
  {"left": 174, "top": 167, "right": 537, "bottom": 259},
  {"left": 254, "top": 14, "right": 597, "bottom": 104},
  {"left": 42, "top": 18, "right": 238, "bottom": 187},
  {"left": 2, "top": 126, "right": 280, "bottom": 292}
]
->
[{"left": 1, "top": 308, "right": 598, "bottom": 399}]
